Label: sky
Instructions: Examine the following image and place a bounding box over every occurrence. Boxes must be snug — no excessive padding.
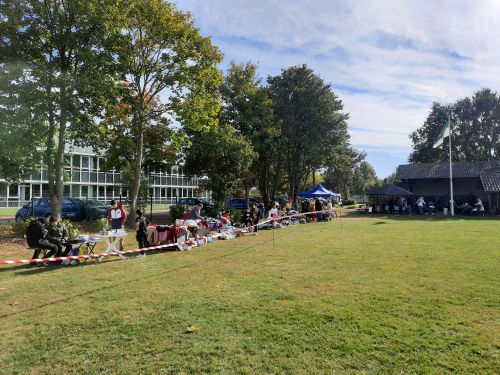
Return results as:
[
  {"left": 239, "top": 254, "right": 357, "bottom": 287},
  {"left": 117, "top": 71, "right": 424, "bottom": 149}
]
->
[{"left": 175, "top": 0, "right": 500, "bottom": 178}]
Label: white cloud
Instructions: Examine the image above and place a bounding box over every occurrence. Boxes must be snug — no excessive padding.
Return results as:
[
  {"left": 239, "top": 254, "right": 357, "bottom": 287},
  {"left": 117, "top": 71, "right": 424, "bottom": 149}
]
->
[{"left": 175, "top": 0, "right": 500, "bottom": 175}]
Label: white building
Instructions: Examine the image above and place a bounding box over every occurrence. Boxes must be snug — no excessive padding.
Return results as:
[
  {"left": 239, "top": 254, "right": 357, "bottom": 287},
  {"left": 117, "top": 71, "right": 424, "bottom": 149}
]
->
[{"left": 0, "top": 145, "right": 209, "bottom": 207}]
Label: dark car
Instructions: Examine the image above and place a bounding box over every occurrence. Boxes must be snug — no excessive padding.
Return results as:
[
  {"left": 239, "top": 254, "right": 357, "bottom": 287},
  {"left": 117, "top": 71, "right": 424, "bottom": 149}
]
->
[
  {"left": 15, "top": 198, "right": 108, "bottom": 222},
  {"left": 83, "top": 200, "right": 110, "bottom": 220},
  {"left": 227, "top": 198, "right": 259, "bottom": 210},
  {"left": 177, "top": 198, "right": 214, "bottom": 211}
]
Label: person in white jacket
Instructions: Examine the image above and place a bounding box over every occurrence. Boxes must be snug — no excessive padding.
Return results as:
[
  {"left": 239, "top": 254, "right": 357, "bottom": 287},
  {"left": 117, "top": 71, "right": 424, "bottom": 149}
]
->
[{"left": 268, "top": 204, "right": 278, "bottom": 220}]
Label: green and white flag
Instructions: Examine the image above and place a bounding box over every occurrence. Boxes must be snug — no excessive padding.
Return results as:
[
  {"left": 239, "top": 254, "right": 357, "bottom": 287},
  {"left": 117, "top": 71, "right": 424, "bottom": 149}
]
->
[{"left": 432, "top": 120, "right": 451, "bottom": 148}]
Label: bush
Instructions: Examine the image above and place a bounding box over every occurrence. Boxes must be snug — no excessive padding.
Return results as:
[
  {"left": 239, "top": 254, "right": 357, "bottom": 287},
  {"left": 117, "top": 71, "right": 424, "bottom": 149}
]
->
[
  {"left": 169, "top": 204, "right": 186, "bottom": 221},
  {"left": 61, "top": 219, "right": 79, "bottom": 239},
  {"left": 12, "top": 218, "right": 31, "bottom": 238},
  {"left": 342, "top": 198, "right": 357, "bottom": 206},
  {"left": 11, "top": 217, "right": 79, "bottom": 239}
]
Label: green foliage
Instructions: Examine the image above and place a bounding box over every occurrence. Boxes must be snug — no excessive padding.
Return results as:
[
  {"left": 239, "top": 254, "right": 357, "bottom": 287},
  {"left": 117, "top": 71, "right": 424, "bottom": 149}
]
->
[
  {"left": 169, "top": 205, "right": 186, "bottom": 221},
  {"left": 11, "top": 218, "right": 32, "bottom": 238},
  {"left": 87, "top": 0, "right": 223, "bottom": 224},
  {"left": 342, "top": 199, "right": 357, "bottom": 206},
  {"left": 0, "top": 0, "right": 119, "bottom": 217},
  {"left": 268, "top": 65, "right": 351, "bottom": 201},
  {"left": 96, "top": 218, "right": 110, "bottom": 232},
  {"left": 60, "top": 219, "right": 79, "bottom": 239},
  {"left": 184, "top": 125, "right": 256, "bottom": 208},
  {"left": 323, "top": 147, "right": 366, "bottom": 198},
  {"left": 220, "top": 62, "right": 286, "bottom": 209},
  {"left": 351, "top": 161, "right": 380, "bottom": 195},
  {"left": 410, "top": 88, "right": 500, "bottom": 163}
]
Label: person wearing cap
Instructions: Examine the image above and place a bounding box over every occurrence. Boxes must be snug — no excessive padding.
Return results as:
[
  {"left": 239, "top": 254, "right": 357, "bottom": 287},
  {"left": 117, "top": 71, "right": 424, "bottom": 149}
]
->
[{"left": 46, "top": 216, "right": 72, "bottom": 257}]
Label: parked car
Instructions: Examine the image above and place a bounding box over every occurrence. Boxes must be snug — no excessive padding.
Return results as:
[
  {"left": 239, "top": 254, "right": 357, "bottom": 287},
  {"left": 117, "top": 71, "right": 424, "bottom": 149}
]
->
[
  {"left": 177, "top": 198, "right": 214, "bottom": 211},
  {"left": 15, "top": 198, "right": 108, "bottom": 222},
  {"left": 83, "top": 200, "right": 110, "bottom": 220},
  {"left": 227, "top": 198, "right": 260, "bottom": 210}
]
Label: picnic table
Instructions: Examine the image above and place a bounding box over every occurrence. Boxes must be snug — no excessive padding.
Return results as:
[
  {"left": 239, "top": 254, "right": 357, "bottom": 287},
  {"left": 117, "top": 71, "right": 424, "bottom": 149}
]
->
[
  {"left": 72, "top": 235, "right": 103, "bottom": 264},
  {"left": 94, "top": 230, "right": 127, "bottom": 257}
]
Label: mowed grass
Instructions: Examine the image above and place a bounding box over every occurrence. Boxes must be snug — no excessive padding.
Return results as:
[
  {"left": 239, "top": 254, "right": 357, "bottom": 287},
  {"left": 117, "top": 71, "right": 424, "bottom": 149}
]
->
[{"left": 0, "top": 217, "right": 499, "bottom": 374}]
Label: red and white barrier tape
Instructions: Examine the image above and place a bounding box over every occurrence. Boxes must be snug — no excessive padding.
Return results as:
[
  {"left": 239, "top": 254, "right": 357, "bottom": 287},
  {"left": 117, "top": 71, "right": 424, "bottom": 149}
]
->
[{"left": 0, "top": 209, "right": 335, "bottom": 265}]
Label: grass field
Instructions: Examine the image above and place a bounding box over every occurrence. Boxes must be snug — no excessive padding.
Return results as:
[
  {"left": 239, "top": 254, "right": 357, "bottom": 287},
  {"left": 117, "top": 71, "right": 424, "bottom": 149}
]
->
[{"left": 0, "top": 216, "right": 499, "bottom": 374}]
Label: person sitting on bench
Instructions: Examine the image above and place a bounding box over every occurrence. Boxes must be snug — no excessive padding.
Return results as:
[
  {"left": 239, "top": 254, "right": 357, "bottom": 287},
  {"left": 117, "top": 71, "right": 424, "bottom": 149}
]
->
[
  {"left": 46, "top": 216, "right": 72, "bottom": 257},
  {"left": 26, "top": 217, "right": 58, "bottom": 261}
]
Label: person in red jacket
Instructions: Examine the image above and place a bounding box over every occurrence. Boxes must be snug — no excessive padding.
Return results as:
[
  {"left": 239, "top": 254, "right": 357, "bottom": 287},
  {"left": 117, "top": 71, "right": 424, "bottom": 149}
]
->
[
  {"left": 108, "top": 200, "right": 127, "bottom": 229},
  {"left": 108, "top": 200, "right": 127, "bottom": 253}
]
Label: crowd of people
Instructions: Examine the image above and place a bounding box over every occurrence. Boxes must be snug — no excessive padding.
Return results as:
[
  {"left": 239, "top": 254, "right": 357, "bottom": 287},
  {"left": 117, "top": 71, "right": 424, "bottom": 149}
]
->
[
  {"left": 366, "top": 195, "right": 486, "bottom": 216},
  {"left": 25, "top": 197, "right": 338, "bottom": 264}
]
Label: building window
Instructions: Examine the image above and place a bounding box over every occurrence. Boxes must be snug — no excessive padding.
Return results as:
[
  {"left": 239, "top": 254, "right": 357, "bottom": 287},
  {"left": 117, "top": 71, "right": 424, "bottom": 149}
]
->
[
  {"left": 81, "top": 186, "right": 88, "bottom": 198},
  {"left": 8, "top": 184, "right": 18, "bottom": 197},
  {"left": 106, "top": 173, "right": 113, "bottom": 184},
  {"left": 32, "top": 184, "right": 41, "bottom": 197},
  {"left": 72, "top": 170, "right": 80, "bottom": 182},
  {"left": 98, "top": 186, "right": 105, "bottom": 198},
  {"left": 82, "top": 156, "right": 89, "bottom": 169},
  {"left": 71, "top": 185, "right": 80, "bottom": 197},
  {"left": 98, "top": 173, "right": 105, "bottom": 183},
  {"left": 90, "top": 172, "right": 97, "bottom": 183},
  {"left": 63, "top": 185, "right": 71, "bottom": 197},
  {"left": 72, "top": 155, "right": 81, "bottom": 168},
  {"left": 31, "top": 171, "right": 42, "bottom": 181},
  {"left": 42, "top": 169, "right": 49, "bottom": 181},
  {"left": 81, "top": 172, "right": 90, "bottom": 183}
]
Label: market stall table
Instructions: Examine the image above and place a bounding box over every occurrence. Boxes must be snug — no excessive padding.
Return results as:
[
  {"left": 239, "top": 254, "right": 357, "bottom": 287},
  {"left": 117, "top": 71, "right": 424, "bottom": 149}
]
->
[
  {"left": 72, "top": 236, "right": 103, "bottom": 264},
  {"left": 95, "top": 230, "right": 128, "bottom": 260}
]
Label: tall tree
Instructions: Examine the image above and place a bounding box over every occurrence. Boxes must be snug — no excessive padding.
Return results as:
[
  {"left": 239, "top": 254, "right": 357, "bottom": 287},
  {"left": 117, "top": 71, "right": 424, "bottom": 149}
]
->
[
  {"left": 95, "top": 0, "right": 223, "bottom": 224},
  {"left": 220, "top": 62, "right": 286, "bottom": 209},
  {"left": 323, "top": 147, "right": 365, "bottom": 198},
  {"left": 268, "top": 65, "right": 350, "bottom": 202},
  {"left": 0, "top": 0, "right": 117, "bottom": 218},
  {"left": 351, "top": 161, "right": 379, "bottom": 196},
  {"left": 410, "top": 89, "right": 500, "bottom": 163},
  {"left": 184, "top": 125, "right": 256, "bottom": 208}
]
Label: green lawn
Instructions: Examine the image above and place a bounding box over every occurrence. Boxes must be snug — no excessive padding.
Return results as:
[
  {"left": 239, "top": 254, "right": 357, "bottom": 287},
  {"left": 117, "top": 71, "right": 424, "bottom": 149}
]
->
[
  {"left": 0, "top": 207, "right": 19, "bottom": 216},
  {"left": 0, "top": 216, "right": 498, "bottom": 374}
]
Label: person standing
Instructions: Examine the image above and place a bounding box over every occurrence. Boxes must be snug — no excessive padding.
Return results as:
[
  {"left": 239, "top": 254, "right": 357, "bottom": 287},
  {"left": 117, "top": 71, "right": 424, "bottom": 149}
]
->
[
  {"left": 135, "top": 210, "right": 149, "bottom": 258},
  {"left": 251, "top": 204, "right": 262, "bottom": 234},
  {"left": 315, "top": 198, "right": 322, "bottom": 221},
  {"left": 242, "top": 207, "right": 253, "bottom": 227},
  {"left": 417, "top": 197, "right": 425, "bottom": 215},
  {"left": 108, "top": 200, "right": 127, "bottom": 258}
]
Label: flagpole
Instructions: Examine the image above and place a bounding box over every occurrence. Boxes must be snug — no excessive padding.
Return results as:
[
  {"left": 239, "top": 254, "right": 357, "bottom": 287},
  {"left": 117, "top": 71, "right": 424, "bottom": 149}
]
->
[{"left": 449, "top": 113, "right": 454, "bottom": 217}]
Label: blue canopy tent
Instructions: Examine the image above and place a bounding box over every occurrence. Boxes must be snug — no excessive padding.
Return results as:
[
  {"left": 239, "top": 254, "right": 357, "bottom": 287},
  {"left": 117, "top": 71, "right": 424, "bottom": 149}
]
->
[{"left": 298, "top": 184, "right": 341, "bottom": 199}]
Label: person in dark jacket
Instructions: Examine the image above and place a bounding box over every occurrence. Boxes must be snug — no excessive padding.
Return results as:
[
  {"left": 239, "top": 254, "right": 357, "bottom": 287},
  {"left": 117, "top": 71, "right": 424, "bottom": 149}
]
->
[
  {"left": 26, "top": 217, "right": 58, "bottom": 261},
  {"left": 46, "top": 216, "right": 72, "bottom": 257},
  {"left": 135, "top": 210, "right": 149, "bottom": 258},
  {"left": 242, "top": 207, "right": 253, "bottom": 227},
  {"left": 188, "top": 203, "right": 203, "bottom": 220},
  {"left": 315, "top": 198, "right": 323, "bottom": 220}
]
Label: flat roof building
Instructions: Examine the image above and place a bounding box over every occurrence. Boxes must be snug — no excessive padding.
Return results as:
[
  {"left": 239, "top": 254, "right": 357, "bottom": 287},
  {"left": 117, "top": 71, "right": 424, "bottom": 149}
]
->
[{"left": 0, "top": 145, "right": 209, "bottom": 208}]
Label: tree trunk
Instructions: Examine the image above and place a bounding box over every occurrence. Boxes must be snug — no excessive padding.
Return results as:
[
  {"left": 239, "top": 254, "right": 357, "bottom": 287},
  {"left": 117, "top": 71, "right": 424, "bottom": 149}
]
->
[
  {"left": 128, "top": 126, "right": 144, "bottom": 227},
  {"left": 244, "top": 183, "right": 250, "bottom": 209},
  {"left": 52, "top": 83, "right": 68, "bottom": 220}
]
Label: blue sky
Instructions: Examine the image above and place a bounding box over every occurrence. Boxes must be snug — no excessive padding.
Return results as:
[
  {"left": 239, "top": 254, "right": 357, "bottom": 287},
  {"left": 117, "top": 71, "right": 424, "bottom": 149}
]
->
[{"left": 175, "top": 0, "right": 500, "bottom": 178}]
